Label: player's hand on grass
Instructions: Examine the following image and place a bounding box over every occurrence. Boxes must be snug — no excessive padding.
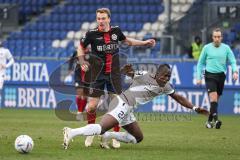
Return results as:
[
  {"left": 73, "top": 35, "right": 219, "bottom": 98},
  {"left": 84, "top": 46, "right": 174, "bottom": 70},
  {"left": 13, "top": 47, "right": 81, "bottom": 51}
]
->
[
  {"left": 193, "top": 106, "right": 209, "bottom": 116},
  {"left": 121, "top": 64, "right": 134, "bottom": 77}
]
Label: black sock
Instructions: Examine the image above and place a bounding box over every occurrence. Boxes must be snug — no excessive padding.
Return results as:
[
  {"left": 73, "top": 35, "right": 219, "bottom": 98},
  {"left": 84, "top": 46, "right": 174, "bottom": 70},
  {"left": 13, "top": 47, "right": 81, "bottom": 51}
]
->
[
  {"left": 208, "top": 114, "right": 213, "bottom": 122},
  {"left": 210, "top": 102, "right": 218, "bottom": 122}
]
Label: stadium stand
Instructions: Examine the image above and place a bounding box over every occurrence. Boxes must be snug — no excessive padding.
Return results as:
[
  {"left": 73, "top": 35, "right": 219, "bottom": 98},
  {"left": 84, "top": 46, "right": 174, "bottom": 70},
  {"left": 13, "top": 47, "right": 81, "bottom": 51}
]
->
[
  {"left": 0, "top": 0, "right": 58, "bottom": 23},
  {"left": 1, "top": 0, "right": 239, "bottom": 60},
  {"left": 2, "top": 0, "right": 166, "bottom": 59}
]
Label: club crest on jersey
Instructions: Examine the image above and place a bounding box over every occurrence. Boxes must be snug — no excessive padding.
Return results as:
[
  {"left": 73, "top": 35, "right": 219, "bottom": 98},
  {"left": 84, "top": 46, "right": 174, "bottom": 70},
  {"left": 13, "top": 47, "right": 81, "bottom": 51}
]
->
[{"left": 111, "top": 34, "right": 117, "bottom": 40}]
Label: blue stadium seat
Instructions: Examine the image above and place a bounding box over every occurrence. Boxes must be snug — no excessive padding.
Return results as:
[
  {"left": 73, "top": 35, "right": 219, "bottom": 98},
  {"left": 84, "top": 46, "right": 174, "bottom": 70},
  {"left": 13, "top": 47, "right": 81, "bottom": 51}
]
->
[
  {"left": 234, "top": 23, "right": 240, "bottom": 32},
  {"left": 51, "top": 14, "right": 60, "bottom": 22},
  {"left": 135, "top": 23, "right": 142, "bottom": 31},
  {"left": 127, "top": 14, "right": 134, "bottom": 22},
  {"left": 22, "top": 31, "right": 31, "bottom": 39},
  {"left": 127, "top": 23, "right": 136, "bottom": 31},
  {"left": 133, "top": 6, "right": 141, "bottom": 13},
  {"left": 111, "top": 5, "right": 118, "bottom": 13},
  {"left": 120, "top": 23, "right": 127, "bottom": 31},
  {"left": 5, "top": 0, "right": 164, "bottom": 59},
  {"left": 118, "top": 6, "right": 126, "bottom": 13}
]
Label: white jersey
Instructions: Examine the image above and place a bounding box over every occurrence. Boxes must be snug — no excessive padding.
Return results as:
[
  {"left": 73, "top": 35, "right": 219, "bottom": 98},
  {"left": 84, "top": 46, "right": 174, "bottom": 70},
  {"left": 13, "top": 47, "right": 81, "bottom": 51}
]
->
[
  {"left": 0, "top": 47, "right": 14, "bottom": 89},
  {"left": 0, "top": 47, "right": 13, "bottom": 70},
  {"left": 108, "top": 71, "right": 175, "bottom": 126},
  {"left": 120, "top": 71, "right": 175, "bottom": 107}
]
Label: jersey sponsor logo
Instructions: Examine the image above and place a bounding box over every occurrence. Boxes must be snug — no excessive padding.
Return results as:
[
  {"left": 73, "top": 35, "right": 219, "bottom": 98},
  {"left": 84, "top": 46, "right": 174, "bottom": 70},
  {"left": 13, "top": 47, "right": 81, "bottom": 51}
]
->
[{"left": 96, "top": 44, "right": 119, "bottom": 52}]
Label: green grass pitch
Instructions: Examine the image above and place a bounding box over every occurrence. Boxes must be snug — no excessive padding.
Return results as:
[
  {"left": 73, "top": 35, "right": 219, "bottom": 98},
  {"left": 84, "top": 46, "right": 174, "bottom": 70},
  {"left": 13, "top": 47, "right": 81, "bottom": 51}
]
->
[{"left": 0, "top": 109, "right": 240, "bottom": 160}]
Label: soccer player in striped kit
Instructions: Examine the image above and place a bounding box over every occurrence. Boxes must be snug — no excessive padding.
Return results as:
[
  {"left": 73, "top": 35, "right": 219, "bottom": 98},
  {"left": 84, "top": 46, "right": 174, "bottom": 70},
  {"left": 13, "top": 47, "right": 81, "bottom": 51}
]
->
[{"left": 78, "top": 8, "right": 156, "bottom": 148}]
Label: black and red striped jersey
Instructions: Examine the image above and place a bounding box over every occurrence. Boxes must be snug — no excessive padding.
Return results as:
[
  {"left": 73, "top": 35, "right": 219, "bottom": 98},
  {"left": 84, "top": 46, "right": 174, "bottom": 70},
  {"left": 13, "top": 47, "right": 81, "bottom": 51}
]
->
[{"left": 80, "top": 26, "right": 126, "bottom": 74}]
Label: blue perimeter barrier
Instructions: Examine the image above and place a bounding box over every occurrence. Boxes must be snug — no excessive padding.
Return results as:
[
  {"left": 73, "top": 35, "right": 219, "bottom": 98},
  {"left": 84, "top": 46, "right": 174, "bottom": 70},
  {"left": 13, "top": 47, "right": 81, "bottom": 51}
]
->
[{"left": 2, "top": 59, "right": 240, "bottom": 115}]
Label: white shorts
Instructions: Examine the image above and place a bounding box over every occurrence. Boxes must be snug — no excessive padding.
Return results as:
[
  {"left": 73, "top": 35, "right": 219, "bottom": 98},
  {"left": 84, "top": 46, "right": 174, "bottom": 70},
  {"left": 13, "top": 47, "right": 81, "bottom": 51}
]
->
[{"left": 107, "top": 96, "right": 136, "bottom": 127}]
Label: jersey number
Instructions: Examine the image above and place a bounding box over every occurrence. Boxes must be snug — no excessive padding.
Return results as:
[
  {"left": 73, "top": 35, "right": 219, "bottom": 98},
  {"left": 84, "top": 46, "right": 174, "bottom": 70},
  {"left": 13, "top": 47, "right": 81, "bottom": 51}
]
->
[{"left": 118, "top": 111, "right": 125, "bottom": 119}]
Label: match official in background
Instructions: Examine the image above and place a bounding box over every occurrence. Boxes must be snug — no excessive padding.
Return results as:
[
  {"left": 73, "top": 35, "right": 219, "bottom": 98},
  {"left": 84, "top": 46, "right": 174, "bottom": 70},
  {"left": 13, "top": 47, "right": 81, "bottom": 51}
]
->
[
  {"left": 196, "top": 28, "right": 238, "bottom": 129},
  {"left": 189, "top": 36, "right": 203, "bottom": 60}
]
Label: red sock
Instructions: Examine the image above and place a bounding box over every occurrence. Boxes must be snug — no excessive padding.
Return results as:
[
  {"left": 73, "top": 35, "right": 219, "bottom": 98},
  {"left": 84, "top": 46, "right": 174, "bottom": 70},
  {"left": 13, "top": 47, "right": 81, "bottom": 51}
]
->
[
  {"left": 76, "top": 97, "right": 87, "bottom": 112},
  {"left": 87, "top": 109, "right": 96, "bottom": 124},
  {"left": 113, "top": 125, "right": 120, "bottom": 132}
]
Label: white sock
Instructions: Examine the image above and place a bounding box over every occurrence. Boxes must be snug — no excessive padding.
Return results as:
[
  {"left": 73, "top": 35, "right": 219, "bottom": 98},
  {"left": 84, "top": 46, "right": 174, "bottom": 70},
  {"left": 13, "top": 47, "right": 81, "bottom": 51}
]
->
[
  {"left": 103, "top": 132, "right": 137, "bottom": 144},
  {"left": 70, "top": 124, "right": 101, "bottom": 139}
]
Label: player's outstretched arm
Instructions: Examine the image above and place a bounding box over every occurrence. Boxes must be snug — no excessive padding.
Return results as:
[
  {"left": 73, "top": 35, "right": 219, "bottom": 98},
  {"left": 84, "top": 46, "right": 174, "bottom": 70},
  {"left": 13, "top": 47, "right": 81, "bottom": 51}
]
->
[
  {"left": 169, "top": 92, "right": 209, "bottom": 116},
  {"left": 124, "top": 37, "right": 156, "bottom": 47}
]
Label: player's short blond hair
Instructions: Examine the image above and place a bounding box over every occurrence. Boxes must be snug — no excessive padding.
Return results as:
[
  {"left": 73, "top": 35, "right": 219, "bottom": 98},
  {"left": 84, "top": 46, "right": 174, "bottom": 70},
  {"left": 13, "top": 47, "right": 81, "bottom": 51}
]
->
[{"left": 96, "top": 8, "right": 111, "bottom": 18}]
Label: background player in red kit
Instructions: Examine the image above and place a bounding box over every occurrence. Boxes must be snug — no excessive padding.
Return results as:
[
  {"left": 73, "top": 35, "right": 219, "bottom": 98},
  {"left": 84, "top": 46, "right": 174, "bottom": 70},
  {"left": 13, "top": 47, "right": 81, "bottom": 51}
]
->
[
  {"left": 65, "top": 50, "right": 88, "bottom": 121},
  {"left": 78, "top": 8, "right": 156, "bottom": 148}
]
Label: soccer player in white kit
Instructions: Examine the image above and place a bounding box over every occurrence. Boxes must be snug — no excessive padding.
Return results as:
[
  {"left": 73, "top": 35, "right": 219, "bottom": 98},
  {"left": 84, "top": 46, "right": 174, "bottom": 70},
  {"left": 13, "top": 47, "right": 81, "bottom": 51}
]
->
[
  {"left": 63, "top": 64, "right": 209, "bottom": 149},
  {"left": 0, "top": 43, "right": 14, "bottom": 105}
]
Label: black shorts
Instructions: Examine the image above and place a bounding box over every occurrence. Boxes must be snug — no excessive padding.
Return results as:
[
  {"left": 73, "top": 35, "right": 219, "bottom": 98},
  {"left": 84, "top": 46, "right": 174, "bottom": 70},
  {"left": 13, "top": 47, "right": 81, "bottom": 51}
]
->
[
  {"left": 88, "top": 73, "right": 122, "bottom": 97},
  {"left": 83, "top": 54, "right": 122, "bottom": 97},
  {"left": 204, "top": 71, "right": 226, "bottom": 96}
]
